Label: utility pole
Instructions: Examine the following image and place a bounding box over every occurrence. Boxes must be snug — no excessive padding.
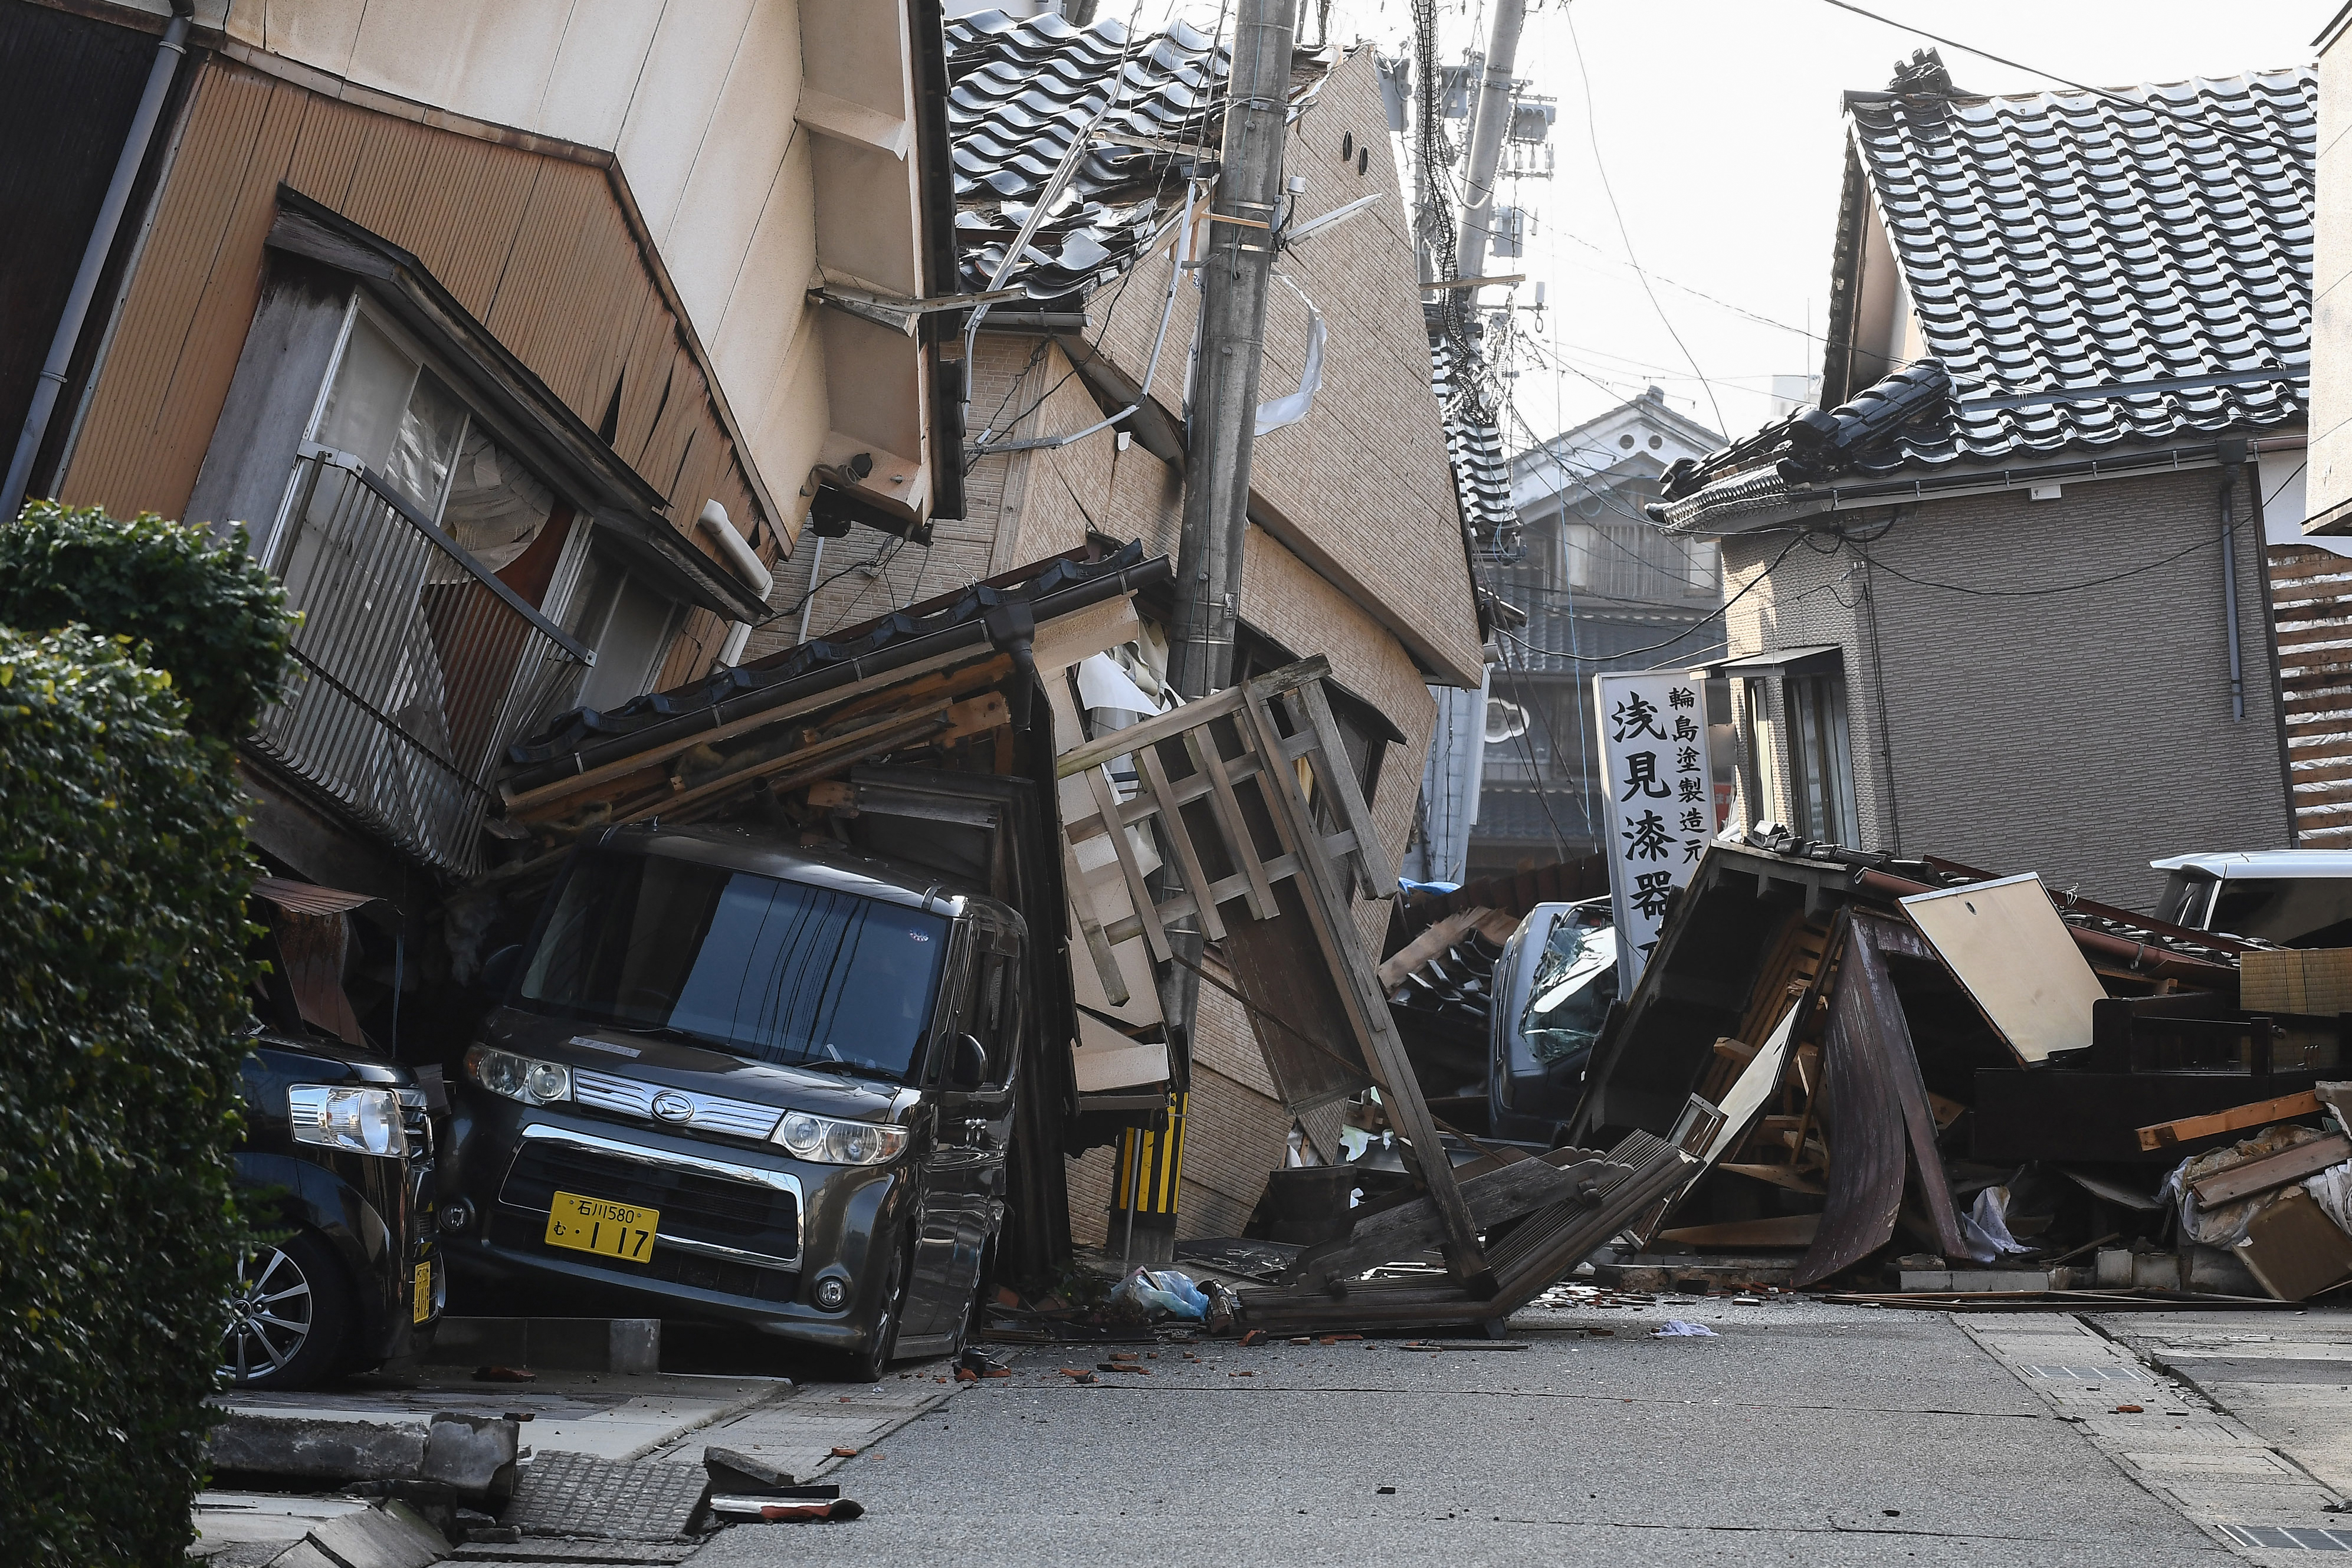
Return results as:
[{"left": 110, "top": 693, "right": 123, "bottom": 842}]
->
[
  {"left": 1116, "top": 0, "right": 1294, "bottom": 1267},
  {"left": 1170, "top": 0, "right": 1294, "bottom": 701},
  {"left": 1454, "top": 0, "right": 1527, "bottom": 283}
]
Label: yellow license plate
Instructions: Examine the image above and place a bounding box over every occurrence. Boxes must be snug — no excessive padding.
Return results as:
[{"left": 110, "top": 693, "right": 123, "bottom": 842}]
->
[
  {"left": 412, "top": 1262, "right": 432, "bottom": 1324},
  {"left": 543, "top": 1191, "right": 658, "bottom": 1261}
]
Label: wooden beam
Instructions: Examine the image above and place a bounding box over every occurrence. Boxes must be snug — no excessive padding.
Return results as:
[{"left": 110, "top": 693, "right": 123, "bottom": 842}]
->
[
  {"left": 2134, "top": 1091, "right": 2323, "bottom": 1153},
  {"left": 616, "top": 701, "right": 950, "bottom": 824},
  {"left": 2189, "top": 1132, "right": 2352, "bottom": 1206}
]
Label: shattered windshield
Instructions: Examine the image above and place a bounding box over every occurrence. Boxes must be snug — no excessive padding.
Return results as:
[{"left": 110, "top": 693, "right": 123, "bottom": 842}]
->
[
  {"left": 1516, "top": 916, "right": 1618, "bottom": 1067},
  {"left": 518, "top": 851, "right": 949, "bottom": 1081}
]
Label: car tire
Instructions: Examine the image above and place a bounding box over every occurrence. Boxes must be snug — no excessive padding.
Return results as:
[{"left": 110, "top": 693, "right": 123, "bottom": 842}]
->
[
  {"left": 838, "top": 1228, "right": 911, "bottom": 1384},
  {"left": 220, "top": 1229, "right": 352, "bottom": 1389}
]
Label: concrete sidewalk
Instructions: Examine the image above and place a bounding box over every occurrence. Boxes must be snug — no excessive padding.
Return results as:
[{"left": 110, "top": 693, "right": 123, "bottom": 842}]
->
[
  {"left": 218, "top": 1367, "right": 789, "bottom": 1462},
  {"left": 688, "top": 1296, "right": 2239, "bottom": 1567}
]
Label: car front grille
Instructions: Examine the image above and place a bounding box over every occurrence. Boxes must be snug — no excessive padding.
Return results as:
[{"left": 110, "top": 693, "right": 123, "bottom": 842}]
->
[
  {"left": 570, "top": 1068, "right": 781, "bottom": 1142},
  {"left": 498, "top": 1137, "right": 801, "bottom": 1265}
]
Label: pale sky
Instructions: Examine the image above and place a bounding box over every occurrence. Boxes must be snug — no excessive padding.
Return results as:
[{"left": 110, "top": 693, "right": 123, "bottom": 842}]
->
[{"left": 1303, "top": 0, "right": 2331, "bottom": 451}]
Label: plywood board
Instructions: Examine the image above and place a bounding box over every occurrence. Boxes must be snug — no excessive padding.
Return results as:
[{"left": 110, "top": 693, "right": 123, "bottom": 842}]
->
[
  {"left": 1702, "top": 1003, "right": 1801, "bottom": 1164},
  {"left": 1898, "top": 873, "right": 2105, "bottom": 1065}
]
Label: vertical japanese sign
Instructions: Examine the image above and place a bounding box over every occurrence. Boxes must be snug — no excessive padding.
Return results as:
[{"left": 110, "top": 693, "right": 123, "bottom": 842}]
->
[{"left": 1594, "top": 671, "right": 1717, "bottom": 988}]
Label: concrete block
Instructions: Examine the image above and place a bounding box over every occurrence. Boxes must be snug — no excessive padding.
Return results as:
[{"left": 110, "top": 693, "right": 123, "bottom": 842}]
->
[
  {"left": 366, "top": 1500, "right": 449, "bottom": 1563},
  {"left": 265, "top": 1545, "right": 340, "bottom": 1568},
  {"left": 421, "top": 1414, "right": 521, "bottom": 1500},
  {"left": 2187, "top": 1240, "right": 2266, "bottom": 1297},
  {"left": 1944, "top": 1270, "right": 2051, "bottom": 1292},
  {"left": 206, "top": 1413, "right": 428, "bottom": 1486},
  {"left": 431, "top": 1317, "right": 661, "bottom": 1374},
  {"left": 304, "top": 1508, "right": 442, "bottom": 1568},
  {"left": 1899, "top": 1270, "right": 1954, "bottom": 1291},
  {"left": 2095, "top": 1248, "right": 2133, "bottom": 1288},
  {"left": 204, "top": 1411, "right": 516, "bottom": 1504}
]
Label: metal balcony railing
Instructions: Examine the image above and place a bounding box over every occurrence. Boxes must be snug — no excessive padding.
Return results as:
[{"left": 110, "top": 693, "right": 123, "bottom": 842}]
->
[{"left": 248, "top": 443, "right": 592, "bottom": 876}]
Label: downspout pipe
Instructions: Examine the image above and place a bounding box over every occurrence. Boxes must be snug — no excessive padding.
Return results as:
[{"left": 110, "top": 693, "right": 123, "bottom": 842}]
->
[
  {"left": 2, "top": 0, "right": 192, "bottom": 522},
  {"left": 2219, "top": 438, "right": 2249, "bottom": 722}
]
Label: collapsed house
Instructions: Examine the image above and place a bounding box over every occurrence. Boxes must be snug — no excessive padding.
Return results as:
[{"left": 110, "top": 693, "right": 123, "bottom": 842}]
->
[
  {"left": 1579, "top": 833, "right": 2352, "bottom": 1301},
  {"left": 760, "top": 10, "right": 1503, "bottom": 1258}
]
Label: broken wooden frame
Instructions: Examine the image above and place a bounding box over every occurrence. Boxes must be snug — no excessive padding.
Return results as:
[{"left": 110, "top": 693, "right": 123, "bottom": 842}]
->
[
  {"left": 1055, "top": 655, "right": 1496, "bottom": 1289},
  {"left": 1055, "top": 656, "right": 1696, "bottom": 1318}
]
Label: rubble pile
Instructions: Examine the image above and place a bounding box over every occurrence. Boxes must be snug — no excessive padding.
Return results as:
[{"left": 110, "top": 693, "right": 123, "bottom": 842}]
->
[{"left": 1579, "top": 837, "right": 2352, "bottom": 1303}]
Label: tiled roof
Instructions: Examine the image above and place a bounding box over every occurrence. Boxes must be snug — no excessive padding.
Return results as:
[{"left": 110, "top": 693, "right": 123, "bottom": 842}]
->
[
  {"left": 1432, "top": 339, "right": 1520, "bottom": 551},
  {"left": 1856, "top": 64, "right": 2312, "bottom": 465},
  {"left": 1657, "top": 57, "right": 2312, "bottom": 523},
  {"left": 946, "top": 9, "right": 1229, "bottom": 300}
]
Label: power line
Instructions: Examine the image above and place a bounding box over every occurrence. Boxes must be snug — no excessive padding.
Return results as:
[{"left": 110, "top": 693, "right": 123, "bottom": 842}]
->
[
  {"left": 1861, "top": 512, "right": 2240, "bottom": 598},
  {"left": 1498, "top": 525, "right": 1813, "bottom": 664},
  {"left": 1814, "top": 0, "right": 2310, "bottom": 162},
  {"left": 1562, "top": 1, "right": 1725, "bottom": 435}
]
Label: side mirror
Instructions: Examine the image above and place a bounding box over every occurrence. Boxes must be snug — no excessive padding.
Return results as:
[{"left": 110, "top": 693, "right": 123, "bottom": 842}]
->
[
  {"left": 952, "top": 1032, "right": 989, "bottom": 1090},
  {"left": 480, "top": 944, "right": 523, "bottom": 998}
]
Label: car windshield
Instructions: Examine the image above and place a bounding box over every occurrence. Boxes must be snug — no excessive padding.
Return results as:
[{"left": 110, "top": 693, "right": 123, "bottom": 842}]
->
[
  {"left": 1513, "top": 915, "right": 1618, "bottom": 1070},
  {"left": 517, "top": 851, "right": 950, "bottom": 1081}
]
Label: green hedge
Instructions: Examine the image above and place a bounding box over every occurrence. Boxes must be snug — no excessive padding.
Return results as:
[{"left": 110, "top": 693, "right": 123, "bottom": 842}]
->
[
  {"left": 1, "top": 498, "right": 288, "bottom": 1567},
  {"left": 0, "top": 501, "right": 292, "bottom": 739},
  {"left": 0, "top": 628, "right": 258, "bottom": 1567}
]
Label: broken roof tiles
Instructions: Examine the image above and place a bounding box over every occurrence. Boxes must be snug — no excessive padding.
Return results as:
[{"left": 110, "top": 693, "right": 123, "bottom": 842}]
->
[
  {"left": 1655, "top": 61, "right": 2312, "bottom": 526},
  {"left": 1432, "top": 340, "right": 1520, "bottom": 552},
  {"left": 946, "top": 8, "right": 1229, "bottom": 300}
]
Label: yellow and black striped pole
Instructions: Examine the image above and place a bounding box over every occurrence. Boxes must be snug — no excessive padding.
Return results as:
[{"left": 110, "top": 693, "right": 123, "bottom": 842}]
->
[{"left": 1112, "top": 1093, "right": 1186, "bottom": 1268}]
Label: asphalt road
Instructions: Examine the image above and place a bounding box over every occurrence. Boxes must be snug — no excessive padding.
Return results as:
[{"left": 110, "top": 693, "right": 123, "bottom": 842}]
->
[{"left": 690, "top": 1297, "right": 2238, "bottom": 1567}]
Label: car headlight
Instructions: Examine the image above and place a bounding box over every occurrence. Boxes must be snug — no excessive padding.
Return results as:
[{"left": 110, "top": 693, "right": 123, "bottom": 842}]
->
[
  {"left": 464, "top": 1045, "right": 571, "bottom": 1106},
  {"left": 772, "top": 1110, "right": 908, "bottom": 1165},
  {"left": 288, "top": 1084, "right": 408, "bottom": 1159}
]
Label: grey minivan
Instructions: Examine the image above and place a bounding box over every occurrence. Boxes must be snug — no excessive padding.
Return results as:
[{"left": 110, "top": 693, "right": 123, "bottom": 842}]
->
[{"left": 440, "top": 824, "right": 1022, "bottom": 1379}]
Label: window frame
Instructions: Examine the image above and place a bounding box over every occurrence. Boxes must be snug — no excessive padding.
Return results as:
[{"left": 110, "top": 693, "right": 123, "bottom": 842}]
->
[{"left": 1783, "top": 673, "right": 1860, "bottom": 847}]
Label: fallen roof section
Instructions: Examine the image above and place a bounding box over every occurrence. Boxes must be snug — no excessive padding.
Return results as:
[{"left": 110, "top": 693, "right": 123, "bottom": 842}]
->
[{"left": 503, "top": 542, "right": 1169, "bottom": 792}]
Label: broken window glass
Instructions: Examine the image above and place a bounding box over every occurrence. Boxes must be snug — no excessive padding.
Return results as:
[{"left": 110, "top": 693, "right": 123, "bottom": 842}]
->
[{"left": 1516, "top": 914, "right": 1619, "bottom": 1066}]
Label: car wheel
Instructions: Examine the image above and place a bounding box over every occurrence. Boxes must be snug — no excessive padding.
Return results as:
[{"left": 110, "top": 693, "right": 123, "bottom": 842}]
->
[
  {"left": 840, "top": 1229, "right": 910, "bottom": 1384},
  {"left": 220, "top": 1230, "right": 352, "bottom": 1389}
]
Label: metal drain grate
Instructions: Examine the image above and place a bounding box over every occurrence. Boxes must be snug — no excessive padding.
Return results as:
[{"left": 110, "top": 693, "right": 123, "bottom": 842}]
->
[
  {"left": 2021, "top": 1365, "right": 2154, "bottom": 1382},
  {"left": 500, "top": 1451, "right": 708, "bottom": 1540},
  {"left": 2218, "top": 1524, "right": 2352, "bottom": 1551}
]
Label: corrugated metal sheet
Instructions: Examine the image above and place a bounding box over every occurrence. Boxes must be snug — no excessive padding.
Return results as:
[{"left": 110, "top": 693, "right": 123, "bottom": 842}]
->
[
  {"left": 252, "top": 875, "right": 379, "bottom": 916},
  {"left": 63, "top": 58, "right": 766, "bottom": 575}
]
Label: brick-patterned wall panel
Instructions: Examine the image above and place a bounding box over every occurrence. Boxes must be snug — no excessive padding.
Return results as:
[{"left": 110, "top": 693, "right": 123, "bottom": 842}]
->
[{"left": 1088, "top": 50, "right": 1484, "bottom": 687}]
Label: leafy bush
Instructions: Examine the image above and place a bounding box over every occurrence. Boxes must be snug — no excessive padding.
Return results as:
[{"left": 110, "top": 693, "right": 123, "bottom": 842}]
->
[
  {"left": 0, "top": 501, "right": 291, "bottom": 739},
  {"left": 0, "top": 625, "right": 264, "bottom": 1566}
]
